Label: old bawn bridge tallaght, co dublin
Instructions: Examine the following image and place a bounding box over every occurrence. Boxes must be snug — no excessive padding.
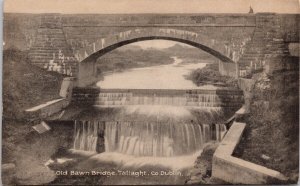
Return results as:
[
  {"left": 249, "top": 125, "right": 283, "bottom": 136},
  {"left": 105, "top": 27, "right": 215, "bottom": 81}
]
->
[{"left": 17, "top": 12, "right": 298, "bottom": 184}]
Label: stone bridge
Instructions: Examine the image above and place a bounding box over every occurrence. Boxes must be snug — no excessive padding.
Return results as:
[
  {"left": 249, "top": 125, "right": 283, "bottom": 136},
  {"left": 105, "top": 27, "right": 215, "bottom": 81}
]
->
[
  {"left": 74, "top": 25, "right": 250, "bottom": 86},
  {"left": 4, "top": 13, "right": 299, "bottom": 87}
]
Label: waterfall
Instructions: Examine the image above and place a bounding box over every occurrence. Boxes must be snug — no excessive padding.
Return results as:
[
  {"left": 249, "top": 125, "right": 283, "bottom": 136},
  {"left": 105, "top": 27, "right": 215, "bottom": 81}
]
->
[
  {"left": 96, "top": 92, "right": 222, "bottom": 107},
  {"left": 73, "top": 120, "right": 105, "bottom": 152},
  {"left": 73, "top": 121, "right": 227, "bottom": 156}
]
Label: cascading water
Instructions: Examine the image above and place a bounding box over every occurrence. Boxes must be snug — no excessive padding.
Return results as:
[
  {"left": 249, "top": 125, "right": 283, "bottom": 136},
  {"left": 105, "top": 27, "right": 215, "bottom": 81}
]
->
[
  {"left": 73, "top": 121, "right": 105, "bottom": 152},
  {"left": 73, "top": 120, "right": 227, "bottom": 156},
  {"left": 96, "top": 92, "right": 222, "bottom": 108}
]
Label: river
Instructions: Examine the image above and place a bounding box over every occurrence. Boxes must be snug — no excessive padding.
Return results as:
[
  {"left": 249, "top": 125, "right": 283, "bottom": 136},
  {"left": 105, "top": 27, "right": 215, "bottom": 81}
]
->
[
  {"left": 48, "top": 57, "right": 225, "bottom": 185},
  {"left": 96, "top": 57, "right": 216, "bottom": 89}
]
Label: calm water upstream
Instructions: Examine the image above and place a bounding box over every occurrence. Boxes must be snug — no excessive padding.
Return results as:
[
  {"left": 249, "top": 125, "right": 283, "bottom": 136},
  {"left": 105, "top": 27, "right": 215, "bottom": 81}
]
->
[{"left": 96, "top": 57, "right": 215, "bottom": 89}]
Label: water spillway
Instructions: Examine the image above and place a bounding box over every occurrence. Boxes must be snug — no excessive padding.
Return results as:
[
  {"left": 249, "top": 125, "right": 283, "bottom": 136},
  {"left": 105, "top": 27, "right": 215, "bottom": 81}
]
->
[
  {"left": 97, "top": 92, "right": 220, "bottom": 107},
  {"left": 71, "top": 88, "right": 242, "bottom": 158},
  {"left": 73, "top": 120, "right": 227, "bottom": 156},
  {"left": 71, "top": 88, "right": 244, "bottom": 109}
]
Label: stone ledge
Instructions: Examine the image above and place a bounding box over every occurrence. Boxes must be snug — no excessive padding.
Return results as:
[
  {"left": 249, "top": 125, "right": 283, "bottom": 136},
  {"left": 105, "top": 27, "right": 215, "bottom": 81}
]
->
[
  {"left": 25, "top": 77, "right": 74, "bottom": 119},
  {"left": 212, "top": 122, "right": 288, "bottom": 184},
  {"left": 25, "top": 98, "right": 69, "bottom": 118}
]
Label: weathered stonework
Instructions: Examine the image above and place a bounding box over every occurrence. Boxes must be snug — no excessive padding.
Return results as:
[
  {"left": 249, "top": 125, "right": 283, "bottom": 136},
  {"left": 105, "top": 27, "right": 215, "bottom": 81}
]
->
[
  {"left": 238, "top": 13, "right": 299, "bottom": 76},
  {"left": 3, "top": 13, "right": 299, "bottom": 86}
]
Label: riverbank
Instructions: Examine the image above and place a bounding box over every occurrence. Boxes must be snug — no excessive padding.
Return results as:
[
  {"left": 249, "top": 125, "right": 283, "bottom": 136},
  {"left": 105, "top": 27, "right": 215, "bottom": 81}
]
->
[
  {"left": 186, "top": 142, "right": 226, "bottom": 184},
  {"left": 234, "top": 69, "right": 299, "bottom": 182},
  {"left": 2, "top": 49, "right": 70, "bottom": 185},
  {"left": 186, "top": 63, "right": 238, "bottom": 88}
]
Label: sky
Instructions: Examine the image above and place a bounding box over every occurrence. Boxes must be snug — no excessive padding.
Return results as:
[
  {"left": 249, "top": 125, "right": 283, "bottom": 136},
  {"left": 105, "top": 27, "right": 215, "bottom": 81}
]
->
[{"left": 4, "top": 0, "right": 300, "bottom": 14}]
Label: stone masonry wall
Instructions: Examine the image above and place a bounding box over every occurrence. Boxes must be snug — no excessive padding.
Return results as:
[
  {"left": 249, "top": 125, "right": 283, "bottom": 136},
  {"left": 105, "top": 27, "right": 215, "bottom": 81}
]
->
[
  {"left": 219, "top": 60, "right": 238, "bottom": 77},
  {"left": 27, "top": 14, "right": 78, "bottom": 76},
  {"left": 4, "top": 13, "right": 256, "bottom": 75},
  {"left": 4, "top": 13, "right": 298, "bottom": 79},
  {"left": 3, "top": 13, "right": 40, "bottom": 50},
  {"left": 237, "top": 13, "right": 299, "bottom": 76}
]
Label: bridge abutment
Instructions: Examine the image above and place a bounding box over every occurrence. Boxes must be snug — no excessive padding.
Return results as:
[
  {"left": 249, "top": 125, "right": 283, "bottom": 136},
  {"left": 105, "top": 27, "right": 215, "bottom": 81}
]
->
[
  {"left": 237, "top": 13, "right": 298, "bottom": 76},
  {"left": 76, "top": 57, "right": 99, "bottom": 87},
  {"left": 27, "top": 14, "right": 78, "bottom": 77}
]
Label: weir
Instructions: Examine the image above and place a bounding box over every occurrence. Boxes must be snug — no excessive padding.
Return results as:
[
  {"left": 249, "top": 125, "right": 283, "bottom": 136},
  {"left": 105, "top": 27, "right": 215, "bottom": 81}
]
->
[
  {"left": 97, "top": 92, "right": 221, "bottom": 107},
  {"left": 70, "top": 88, "right": 241, "bottom": 157},
  {"left": 71, "top": 88, "right": 244, "bottom": 109},
  {"left": 73, "top": 120, "right": 227, "bottom": 156}
]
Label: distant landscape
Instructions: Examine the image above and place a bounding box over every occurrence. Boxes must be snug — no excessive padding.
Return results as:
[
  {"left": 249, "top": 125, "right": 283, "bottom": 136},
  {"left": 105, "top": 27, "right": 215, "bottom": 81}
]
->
[
  {"left": 96, "top": 44, "right": 217, "bottom": 75},
  {"left": 95, "top": 43, "right": 237, "bottom": 88}
]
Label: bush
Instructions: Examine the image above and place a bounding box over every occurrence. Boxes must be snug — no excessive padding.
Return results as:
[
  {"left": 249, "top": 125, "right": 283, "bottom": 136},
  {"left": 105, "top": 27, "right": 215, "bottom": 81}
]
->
[{"left": 186, "top": 63, "right": 238, "bottom": 87}]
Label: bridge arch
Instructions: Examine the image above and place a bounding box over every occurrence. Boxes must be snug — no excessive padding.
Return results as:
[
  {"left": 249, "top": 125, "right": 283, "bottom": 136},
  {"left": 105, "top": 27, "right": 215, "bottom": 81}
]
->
[
  {"left": 75, "top": 28, "right": 237, "bottom": 87},
  {"left": 75, "top": 28, "right": 234, "bottom": 63}
]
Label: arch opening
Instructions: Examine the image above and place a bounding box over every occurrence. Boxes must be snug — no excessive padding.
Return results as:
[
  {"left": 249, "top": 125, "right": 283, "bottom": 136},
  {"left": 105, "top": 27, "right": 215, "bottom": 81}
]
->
[
  {"left": 80, "top": 36, "right": 234, "bottom": 64},
  {"left": 76, "top": 35, "right": 237, "bottom": 87}
]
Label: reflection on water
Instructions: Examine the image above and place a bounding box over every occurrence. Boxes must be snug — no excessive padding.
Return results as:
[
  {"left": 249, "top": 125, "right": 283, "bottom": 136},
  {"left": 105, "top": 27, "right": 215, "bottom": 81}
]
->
[{"left": 97, "top": 57, "right": 214, "bottom": 89}]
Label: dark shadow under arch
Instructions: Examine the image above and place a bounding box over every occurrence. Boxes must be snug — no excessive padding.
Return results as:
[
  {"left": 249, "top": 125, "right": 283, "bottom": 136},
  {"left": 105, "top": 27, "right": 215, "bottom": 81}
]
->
[{"left": 81, "top": 36, "right": 234, "bottom": 63}]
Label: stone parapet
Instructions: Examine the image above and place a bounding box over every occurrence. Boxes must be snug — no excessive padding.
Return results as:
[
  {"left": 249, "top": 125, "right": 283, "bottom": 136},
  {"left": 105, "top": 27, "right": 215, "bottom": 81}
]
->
[{"left": 212, "top": 122, "right": 288, "bottom": 184}]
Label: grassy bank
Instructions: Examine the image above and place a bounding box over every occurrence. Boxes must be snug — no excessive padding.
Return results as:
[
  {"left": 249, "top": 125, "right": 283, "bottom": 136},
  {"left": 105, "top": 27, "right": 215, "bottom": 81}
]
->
[
  {"left": 234, "top": 67, "right": 299, "bottom": 182},
  {"left": 2, "top": 49, "right": 71, "bottom": 185},
  {"left": 2, "top": 48, "right": 65, "bottom": 160},
  {"left": 3, "top": 49, "right": 64, "bottom": 119}
]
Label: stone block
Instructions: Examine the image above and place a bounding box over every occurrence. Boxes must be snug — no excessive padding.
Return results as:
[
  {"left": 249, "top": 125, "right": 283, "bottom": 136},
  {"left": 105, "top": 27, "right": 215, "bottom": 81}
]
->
[{"left": 59, "top": 77, "right": 75, "bottom": 100}]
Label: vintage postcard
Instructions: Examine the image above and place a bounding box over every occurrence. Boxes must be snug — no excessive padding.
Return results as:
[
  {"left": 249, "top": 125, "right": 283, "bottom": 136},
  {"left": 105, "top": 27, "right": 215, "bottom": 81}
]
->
[{"left": 2, "top": 0, "right": 299, "bottom": 185}]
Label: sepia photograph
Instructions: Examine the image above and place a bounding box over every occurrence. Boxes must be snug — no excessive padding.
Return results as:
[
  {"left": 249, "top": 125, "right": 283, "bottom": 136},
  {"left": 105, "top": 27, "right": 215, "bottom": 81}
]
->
[{"left": 1, "top": 0, "right": 299, "bottom": 185}]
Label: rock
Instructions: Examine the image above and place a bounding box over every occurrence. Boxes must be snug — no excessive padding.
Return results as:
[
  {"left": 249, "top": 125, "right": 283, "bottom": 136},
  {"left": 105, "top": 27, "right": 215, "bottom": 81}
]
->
[
  {"left": 205, "top": 169, "right": 212, "bottom": 177},
  {"left": 190, "top": 175, "right": 201, "bottom": 180},
  {"left": 44, "top": 159, "right": 55, "bottom": 167},
  {"left": 16, "top": 160, "right": 56, "bottom": 185},
  {"left": 186, "top": 176, "right": 204, "bottom": 184},
  {"left": 189, "top": 168, "right": 202, "bottom": 176},
  {"left": 261, "top": 154, "right": 271, "bottom": 160},
  {"left": 186, "top": 142, "right": 219, "bottom": 184}
]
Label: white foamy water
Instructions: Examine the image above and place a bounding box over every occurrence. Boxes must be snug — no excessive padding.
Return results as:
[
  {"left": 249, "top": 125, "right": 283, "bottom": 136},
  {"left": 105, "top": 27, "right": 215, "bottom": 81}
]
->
[
  {"left": 96, "top": 57, "right": 216, "bottom": 89},
  {"left": 94, "top": 105, "right": 221, "bottom": 118},
  {"left": 73, "top": 150, "right": 202, "bottom": 170}
]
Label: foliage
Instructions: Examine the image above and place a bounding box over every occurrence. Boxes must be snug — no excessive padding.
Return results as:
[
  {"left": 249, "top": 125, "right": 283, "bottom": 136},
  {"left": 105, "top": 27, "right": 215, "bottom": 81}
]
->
[
  {"left": 186, "top": 63, "right": 238, "bottom": 87},
  {"left": 96, "top": 49, "right": 174, "bottom": 73},
  {"left": 234, "top": 69, "right": 299, "bottom": 182},
  {"left": 3, "top": 49, "right": 63, "bottom": 120},
  {"left": 2, "top": 48, "right": 64, "bottom": 164}
]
